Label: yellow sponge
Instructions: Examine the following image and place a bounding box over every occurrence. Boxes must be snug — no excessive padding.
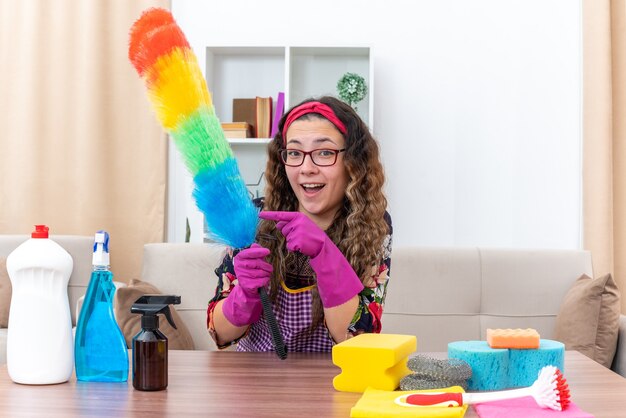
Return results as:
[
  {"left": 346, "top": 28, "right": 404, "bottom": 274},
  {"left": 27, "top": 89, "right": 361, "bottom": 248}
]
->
[
  {"left": 332, "top": 333, "right": 417, "bottom": 393},
  {"left": 350, "top": 387, "right": 468, "bottom": 418}
]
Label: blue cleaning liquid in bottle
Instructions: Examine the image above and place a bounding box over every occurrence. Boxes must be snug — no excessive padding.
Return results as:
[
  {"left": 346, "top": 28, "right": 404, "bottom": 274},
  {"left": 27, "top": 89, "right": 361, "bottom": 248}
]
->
[{"left": 74, "top": 231, "right": 129, "bottom": 382}]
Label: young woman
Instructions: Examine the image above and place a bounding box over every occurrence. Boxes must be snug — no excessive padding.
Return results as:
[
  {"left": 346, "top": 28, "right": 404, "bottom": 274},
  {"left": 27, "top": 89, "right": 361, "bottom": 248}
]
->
[{"left": 207, "top": 96, "right": 392, "bottom": 352}]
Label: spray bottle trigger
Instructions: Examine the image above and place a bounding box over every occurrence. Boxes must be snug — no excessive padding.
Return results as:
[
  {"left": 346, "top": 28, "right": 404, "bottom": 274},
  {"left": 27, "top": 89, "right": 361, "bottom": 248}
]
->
[
  {"left": 161, "top": 306, "right": 177, "bottom": 330},
  {"left": 130, "top": 295, "right": 181, "bottom": 330}
]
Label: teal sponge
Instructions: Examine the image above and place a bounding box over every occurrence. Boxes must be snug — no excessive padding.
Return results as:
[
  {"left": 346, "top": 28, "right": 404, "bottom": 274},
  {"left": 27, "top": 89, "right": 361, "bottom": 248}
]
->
[
  {"left": 509, "top": 339, "right": 565, "bottom": 387},
  {"left": 448, "top": 341, "right": 509, "bottom": 391},
  {"left": 448, "top": 339, "right": 565, "bottom": 391}
]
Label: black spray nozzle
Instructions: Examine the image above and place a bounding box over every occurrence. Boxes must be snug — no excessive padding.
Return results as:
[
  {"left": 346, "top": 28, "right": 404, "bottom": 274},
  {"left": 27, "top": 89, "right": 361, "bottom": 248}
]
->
[{"left": 131, "top": 294, "right": 181, "bottom": 330}]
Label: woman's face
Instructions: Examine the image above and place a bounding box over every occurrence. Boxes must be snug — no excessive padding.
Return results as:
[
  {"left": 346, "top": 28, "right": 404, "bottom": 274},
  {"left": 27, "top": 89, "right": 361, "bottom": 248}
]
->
[{"left": 284, "top": 117, "right": 349, "bottom": 230}]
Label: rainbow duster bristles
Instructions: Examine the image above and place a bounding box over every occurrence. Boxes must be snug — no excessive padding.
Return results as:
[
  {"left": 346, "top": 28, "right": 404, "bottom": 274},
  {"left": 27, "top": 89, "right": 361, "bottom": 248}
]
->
[{"left": 128, "top": 8, "right": 258, "bottom": 248}]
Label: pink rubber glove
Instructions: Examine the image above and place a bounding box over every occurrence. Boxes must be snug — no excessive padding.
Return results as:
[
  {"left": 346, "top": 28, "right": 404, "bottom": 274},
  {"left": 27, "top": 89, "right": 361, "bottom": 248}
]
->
[
  {"left": 222, "top": 243, "right": 273, "bottom": 327},
  {"left": 259, "top": 211, "right": 363, "bottom": 308}
]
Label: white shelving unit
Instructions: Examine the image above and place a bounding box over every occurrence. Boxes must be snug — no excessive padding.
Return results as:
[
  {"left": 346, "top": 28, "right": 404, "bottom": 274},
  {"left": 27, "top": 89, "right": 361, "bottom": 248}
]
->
[
  {"left": 289, "top": 47, "right": 372, "bottom": 126},
  {"left": 169, "top": 46, "right": 373, "bottom": 243}
]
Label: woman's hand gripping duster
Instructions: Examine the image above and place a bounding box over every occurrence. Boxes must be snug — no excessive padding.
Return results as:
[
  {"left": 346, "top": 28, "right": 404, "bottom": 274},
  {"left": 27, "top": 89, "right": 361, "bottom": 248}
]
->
[
  {"left": 222, "top": 244, "right": 272, "bottom": 327},
  {"left": 259, "top": 211, "right": 363, "bottom": 308}
]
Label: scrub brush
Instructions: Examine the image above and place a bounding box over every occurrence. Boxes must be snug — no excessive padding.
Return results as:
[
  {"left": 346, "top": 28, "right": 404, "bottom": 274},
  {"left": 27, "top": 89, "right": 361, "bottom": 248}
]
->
[{"left": 403, "top": 365, "right": 570, "bottom": 411}]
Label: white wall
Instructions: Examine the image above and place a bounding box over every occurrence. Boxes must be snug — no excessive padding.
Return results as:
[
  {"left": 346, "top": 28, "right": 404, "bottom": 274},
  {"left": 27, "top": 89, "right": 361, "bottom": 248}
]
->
[{"left": 171, "top": 0, "right": 582, "bottom": 249}]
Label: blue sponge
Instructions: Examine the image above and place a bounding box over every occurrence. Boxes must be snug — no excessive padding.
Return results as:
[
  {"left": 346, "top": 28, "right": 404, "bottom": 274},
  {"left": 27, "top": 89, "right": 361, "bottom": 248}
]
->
[
  {"left": 448, "top": 341, "right": 509, "bottom": 391},
  {"left": 509, "top": 339, "right": 565, "bottom": 387},
  {"left": 448, "top": 339, "right": 564, "bottom": 391}
]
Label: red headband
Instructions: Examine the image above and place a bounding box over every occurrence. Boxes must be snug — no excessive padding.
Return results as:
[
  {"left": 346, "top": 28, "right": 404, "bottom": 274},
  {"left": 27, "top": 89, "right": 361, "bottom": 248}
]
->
[{"left": 282, "top": 101, "right": 347, "bottom": 143}]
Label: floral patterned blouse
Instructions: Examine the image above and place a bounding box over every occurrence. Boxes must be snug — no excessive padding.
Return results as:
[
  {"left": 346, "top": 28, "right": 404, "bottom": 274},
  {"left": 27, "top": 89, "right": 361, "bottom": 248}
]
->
[{"left": 207, "top": 208, "right": 393, "bottom": 351}]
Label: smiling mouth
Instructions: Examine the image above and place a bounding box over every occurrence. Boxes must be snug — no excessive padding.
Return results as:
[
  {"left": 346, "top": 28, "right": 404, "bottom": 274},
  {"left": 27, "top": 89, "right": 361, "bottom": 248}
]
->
[{"left": 301, "top": 183, "right": 325, "bottom": 193}]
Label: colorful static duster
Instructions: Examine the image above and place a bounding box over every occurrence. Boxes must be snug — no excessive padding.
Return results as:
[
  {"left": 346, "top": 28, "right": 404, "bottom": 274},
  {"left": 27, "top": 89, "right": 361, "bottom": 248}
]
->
[
  {"left": 129, "top": 8, "right": 287, "bottom": 360},
  {"left": 128, "top": 8, "right": 257, "bottom": 249}
]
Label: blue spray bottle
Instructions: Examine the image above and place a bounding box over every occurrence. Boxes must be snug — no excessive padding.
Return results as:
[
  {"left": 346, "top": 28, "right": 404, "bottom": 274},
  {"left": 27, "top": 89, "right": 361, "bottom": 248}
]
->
[{"left": 74, "top": 230, "right": 129, "bottom": 382}]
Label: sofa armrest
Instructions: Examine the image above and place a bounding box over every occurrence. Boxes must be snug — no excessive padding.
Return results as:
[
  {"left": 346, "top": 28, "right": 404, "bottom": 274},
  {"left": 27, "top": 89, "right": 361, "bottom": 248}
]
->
[{"left": 612, "top": 314, "right": 626, "bottom": 377}]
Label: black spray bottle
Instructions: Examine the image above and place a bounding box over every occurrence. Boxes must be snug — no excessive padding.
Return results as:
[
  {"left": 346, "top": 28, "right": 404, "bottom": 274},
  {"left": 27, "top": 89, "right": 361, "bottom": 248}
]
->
[{"left": 130, "top": 295, "right": 181, "bottom": 391}]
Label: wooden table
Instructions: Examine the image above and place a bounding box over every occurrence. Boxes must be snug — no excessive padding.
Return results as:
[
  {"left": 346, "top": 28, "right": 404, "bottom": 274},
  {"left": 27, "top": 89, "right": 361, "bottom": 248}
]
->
[{"left": 1, "top": 350, "right": 625, "bottom": 417}]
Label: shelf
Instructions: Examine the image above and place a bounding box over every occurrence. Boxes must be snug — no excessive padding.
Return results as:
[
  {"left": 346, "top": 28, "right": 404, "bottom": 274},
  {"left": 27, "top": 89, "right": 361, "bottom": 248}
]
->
[
  {"left": 205, "top": 46, "right": 373, "bottom": 126},
  {"left": 206, "top": 47, "right": 285, "bottom": 122}
]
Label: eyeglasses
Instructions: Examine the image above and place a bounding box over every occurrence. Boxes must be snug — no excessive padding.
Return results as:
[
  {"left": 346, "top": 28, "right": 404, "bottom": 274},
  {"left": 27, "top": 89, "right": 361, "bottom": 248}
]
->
[{"left": 279, "top": 148, "right": 346, "bottom": 167}]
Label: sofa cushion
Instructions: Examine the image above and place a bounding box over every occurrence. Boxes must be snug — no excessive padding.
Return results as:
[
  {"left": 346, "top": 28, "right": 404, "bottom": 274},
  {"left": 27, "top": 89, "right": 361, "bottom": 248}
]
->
[
  {"left": 612, "top": 315, "right": 626, "bottom": 377},
  {"left": 141, "top": 243, "right": 227, "bottom": 350},
  {"left": 114, "top": 278, "right": 195, "bottom": 350},
  {"left": 0, "top": 257, "right": 11, "bottom": 328},
  {"left": 554, "top": 273, "right": 621, "bottom": 368}
]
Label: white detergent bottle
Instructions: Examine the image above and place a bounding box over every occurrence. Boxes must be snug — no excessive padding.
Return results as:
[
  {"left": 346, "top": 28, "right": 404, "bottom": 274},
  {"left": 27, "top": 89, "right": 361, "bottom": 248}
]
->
[{"left": 6, "top": 225, "right": 74, "bottom": 384}]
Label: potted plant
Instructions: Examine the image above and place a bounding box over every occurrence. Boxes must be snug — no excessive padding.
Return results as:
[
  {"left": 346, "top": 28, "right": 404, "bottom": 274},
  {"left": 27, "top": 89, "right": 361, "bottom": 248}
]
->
[{"left": 336, "top": 72, "right": 368, "bottom": 111}]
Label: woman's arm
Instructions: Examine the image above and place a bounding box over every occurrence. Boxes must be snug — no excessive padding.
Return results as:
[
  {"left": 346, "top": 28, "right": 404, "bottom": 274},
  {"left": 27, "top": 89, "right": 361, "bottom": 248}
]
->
[
  {"left": 208, "top": 247, "right": 271, "bottom": 348},
  {"left": 207, "top": 250, "right": 245, "bottom": 348},
  {"left": 211, "top": 299, "right": 250, "bottom": 346},
  {"left": 325, "top": 251, "right": 391, "bottom": 342},
  {"left": 325, "top": 217, "right": 393, "bottom": 342},
  {"left": 324, "top": 295, "right": 360, "bottom": 343}
]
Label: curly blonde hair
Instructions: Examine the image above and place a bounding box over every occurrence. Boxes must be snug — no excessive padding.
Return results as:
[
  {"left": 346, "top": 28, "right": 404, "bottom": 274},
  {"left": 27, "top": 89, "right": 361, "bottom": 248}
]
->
[{"left": 257, "top": 96, "right": 388, "bottom": 329}]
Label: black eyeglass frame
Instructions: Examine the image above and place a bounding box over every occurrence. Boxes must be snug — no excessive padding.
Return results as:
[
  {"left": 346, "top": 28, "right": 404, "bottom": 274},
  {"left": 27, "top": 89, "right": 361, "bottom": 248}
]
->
[{"left": 279, "top": 148, "right": 346, "bottom": 167}]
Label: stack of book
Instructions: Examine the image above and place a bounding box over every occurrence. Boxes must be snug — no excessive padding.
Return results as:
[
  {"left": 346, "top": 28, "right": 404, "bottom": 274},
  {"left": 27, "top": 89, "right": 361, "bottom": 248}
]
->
[
  {"left": 232, "top": 96, "right": 275, "bottom": 138},
  {"left": 255, "top": 97, "right": 273, "bottom": 138},
  {"left": 232, "top": 98, "right": 256, "bottom": 135},
  {"left": 221, "top": 122, "right": 252, "bottom": 138}
]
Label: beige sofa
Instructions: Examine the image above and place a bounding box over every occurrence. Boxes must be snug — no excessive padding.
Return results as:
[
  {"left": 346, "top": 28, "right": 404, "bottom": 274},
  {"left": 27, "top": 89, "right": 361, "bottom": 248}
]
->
[
  {"left": 0, "top": 235, "right": 93, "bottom": 365},
  {"left": 140, "top": 243, "right": 626, "bottom": 377},
  {"left": 2, "top": 237, "right": 625, "bottom": 378}
]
